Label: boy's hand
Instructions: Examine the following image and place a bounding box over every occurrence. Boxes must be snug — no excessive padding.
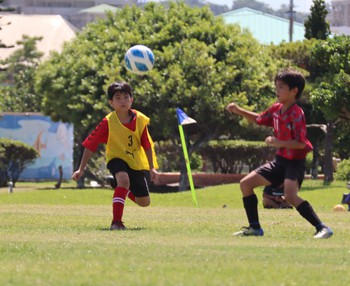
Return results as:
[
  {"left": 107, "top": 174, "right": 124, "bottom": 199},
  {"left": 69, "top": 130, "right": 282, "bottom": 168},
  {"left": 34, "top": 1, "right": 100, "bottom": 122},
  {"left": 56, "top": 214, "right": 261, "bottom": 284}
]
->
[
  {"left": 72, "top": 170, "right": 84, "bottom": 181},
  {"left": 265, "top": 136, "right": 280, "bottom": 147},
  {"left": 149, "top": 168, "right": 159, "bottom": 183},
  {"left": 225, "top": 102, "right": 240, "bottom": 114}
]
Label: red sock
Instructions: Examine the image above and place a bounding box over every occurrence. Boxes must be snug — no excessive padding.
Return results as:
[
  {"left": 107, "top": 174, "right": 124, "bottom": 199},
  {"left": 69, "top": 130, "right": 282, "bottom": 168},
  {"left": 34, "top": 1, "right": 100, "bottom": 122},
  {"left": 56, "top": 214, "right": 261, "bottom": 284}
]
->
[
  {"left": 112, "top": 187, "right": 128, "bottom": 222},
  {"left": 127, "top": 190, "right": 136, "bottom": 203}
]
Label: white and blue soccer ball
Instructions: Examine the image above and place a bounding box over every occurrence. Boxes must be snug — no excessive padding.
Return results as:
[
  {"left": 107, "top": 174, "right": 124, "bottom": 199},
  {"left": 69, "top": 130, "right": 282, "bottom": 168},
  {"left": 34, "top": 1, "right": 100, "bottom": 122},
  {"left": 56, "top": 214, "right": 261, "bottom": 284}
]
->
[{"left": 124, "top": 45, "right": 155, "bottom": 75}]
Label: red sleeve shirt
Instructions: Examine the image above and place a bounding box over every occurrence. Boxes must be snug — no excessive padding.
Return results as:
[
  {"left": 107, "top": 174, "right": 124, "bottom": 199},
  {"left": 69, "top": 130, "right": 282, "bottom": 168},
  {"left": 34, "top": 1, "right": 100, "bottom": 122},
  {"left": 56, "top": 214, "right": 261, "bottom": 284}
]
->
[
  {"left": 256, "top": 103, "right": 313, "bottom": 160},
  {"left": 82, "top": 115, "right": 152, "bottom": 152}
]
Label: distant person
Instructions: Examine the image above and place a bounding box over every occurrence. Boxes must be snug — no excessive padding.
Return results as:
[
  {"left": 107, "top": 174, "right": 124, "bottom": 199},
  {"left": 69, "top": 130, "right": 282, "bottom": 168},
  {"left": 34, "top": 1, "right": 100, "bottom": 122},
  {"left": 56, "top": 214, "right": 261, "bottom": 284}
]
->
[
  {"left": 262, "top": 185, "right": 292, "bottom": 209},
  {"left": 72, "top": 81, "right": 158, "bottom": 230},
  {"left": 226, "top": 68, "right": 333, "bottom": 239}
]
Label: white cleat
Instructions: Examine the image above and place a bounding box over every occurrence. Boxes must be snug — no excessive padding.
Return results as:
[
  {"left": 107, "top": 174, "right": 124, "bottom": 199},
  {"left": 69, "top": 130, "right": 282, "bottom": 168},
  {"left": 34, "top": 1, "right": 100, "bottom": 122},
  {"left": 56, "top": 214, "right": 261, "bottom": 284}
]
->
[{"left": 314, "top": 227, "right": 333, "bottom": 239}]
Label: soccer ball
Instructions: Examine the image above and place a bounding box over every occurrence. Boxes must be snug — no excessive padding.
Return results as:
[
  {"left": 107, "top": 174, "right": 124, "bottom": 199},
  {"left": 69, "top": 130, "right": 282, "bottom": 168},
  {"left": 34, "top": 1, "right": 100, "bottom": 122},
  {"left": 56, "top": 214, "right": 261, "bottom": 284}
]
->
[{"left": 124, "top": 45, "right": 155, "bottom": 75}]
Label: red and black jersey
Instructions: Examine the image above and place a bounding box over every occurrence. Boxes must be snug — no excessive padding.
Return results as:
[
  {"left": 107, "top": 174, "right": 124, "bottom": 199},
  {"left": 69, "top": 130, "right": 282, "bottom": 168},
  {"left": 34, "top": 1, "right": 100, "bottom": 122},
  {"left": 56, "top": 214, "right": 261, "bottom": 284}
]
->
[
  {"left": 256, "top": 102, "right": 313, "bottom": 160},
  {"left": 82, "top": 111, "right": 151, "bottom": 152}
]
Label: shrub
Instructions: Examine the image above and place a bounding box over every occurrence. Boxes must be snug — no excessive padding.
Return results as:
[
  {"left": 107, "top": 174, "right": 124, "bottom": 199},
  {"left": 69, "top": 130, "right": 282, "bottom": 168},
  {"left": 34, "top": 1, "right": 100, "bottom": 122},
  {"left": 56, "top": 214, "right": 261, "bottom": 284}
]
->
[
  {"left": 335, "top": 159, "right": 350, "bottom": 181},
  {"left": 0, "top": 138, "right": 39, "bottom": 187},
  {"left": 305, "top": 152, "right": 313, "bottom": 174},
  {"left": 154, "top": 141, "right": 179, "bottom": 172},
  {"left": 199, "top": 140, "right": 276, "bottom": 174},
  {"left": 154, "top": 141, "right": 202, "bottom": 172}
]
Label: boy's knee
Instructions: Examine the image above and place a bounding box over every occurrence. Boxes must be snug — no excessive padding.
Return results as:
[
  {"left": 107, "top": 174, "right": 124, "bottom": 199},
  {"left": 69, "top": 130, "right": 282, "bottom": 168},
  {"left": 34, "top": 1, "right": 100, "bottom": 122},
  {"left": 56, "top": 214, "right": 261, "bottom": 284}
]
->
[
  {"left": 136, "top": 197, "right": 151, "bottom": 207},
  {"left": 140, "top": 201, "right": 151, "bottom": 207},
  {"left": 239, "top": 179, "right": 247, "bottom": 190},
  {"left": 239, "top": 179, "right": 254, "bottom": 196},
  {"left": 284, "top": 193, "right": 298, "bottom": 206},
  {"left": 115, "top": 172, "right": 130, "bottom": 188}
]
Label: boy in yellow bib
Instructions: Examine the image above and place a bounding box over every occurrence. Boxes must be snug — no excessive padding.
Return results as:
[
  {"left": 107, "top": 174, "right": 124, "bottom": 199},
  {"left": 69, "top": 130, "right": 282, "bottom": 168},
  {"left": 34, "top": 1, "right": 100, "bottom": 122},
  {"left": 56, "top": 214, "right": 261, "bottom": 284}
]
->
[{"left": 72, "top": 82, "right": 158, "bottom": 230}]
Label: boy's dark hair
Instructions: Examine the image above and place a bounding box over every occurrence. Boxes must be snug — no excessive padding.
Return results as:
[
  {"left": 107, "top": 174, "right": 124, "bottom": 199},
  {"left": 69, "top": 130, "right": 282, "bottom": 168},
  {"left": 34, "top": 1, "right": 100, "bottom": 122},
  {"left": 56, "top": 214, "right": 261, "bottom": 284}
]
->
[
  {"left": 274, "top": 68, "right": 305, "bottom": 99},
  {"left": 107, "top": 82, "right": 133, "bottom": 100}
]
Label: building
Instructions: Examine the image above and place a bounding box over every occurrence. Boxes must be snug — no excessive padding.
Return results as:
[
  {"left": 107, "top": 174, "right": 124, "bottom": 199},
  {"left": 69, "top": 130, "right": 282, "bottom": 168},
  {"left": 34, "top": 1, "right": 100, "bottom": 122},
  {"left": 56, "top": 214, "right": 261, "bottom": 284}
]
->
[
  {"left": 2, "top": 0, "right": 136, "bottom": 28},
  {"left": 328, "top": 0, "right": 350, "bottom": 35},
  {"left": 220, "top": 7, "right": 305, "bottom": 45},
  {"left": 0, "top": 14, "right": 77, "bottom": 61},
  {"left": 70, "top": 4, "right": 120, "bottom": 29},
  {"left": 329, "top": 0, "right": 350, "bottom": 26}
]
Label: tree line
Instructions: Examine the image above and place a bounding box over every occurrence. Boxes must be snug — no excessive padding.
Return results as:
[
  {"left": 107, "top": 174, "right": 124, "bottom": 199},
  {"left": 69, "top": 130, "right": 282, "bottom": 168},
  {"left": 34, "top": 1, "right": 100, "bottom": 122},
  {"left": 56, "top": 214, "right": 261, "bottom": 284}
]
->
[{"left": 0, "top": 0, "right": 349, "bottom": 188}]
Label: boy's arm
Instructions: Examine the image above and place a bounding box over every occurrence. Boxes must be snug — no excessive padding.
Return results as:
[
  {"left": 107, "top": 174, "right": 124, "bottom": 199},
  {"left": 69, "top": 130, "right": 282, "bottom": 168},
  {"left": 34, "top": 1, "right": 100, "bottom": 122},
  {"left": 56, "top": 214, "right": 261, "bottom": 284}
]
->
[
  {"left": 145, "top": 147, "right": 158, "bottom": 182},
  {"left": 72, "top": 119, "right": 108, "bottom": 181},
  {"left": 72, "top": 148, "right": 94, "bottom": 181},
  {"left": 265, "top": 136, "right": 305, "bottom": 149},
  {"left": 140, "top": 125, "right": 158, "bottom": 182},
  {"left": 226, "top": 102, "right": 259, "bottom": 123}
]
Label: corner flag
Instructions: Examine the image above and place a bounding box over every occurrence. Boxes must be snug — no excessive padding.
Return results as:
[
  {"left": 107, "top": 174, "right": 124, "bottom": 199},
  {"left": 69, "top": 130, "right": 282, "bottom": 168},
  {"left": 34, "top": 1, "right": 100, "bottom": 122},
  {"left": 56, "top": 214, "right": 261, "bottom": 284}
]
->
[
  {"left": 176, "top": 108, "right": 197, "bottom": 207},
  {"left": 176, "top": 108, "right": 197, "bottom": 125}
]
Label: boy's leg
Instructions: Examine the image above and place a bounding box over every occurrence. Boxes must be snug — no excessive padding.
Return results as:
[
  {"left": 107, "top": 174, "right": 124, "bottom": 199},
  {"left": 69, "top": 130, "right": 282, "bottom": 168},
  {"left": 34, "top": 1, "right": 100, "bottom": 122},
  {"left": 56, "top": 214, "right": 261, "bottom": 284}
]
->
[
  {"left": 110, "top": 171, "right": 130, "bottom": 230},
  {"left": 107, "top": 159, "right": 131, "bottom": 230},
  {"left": 126, "top": 190, "right": 150, "bottom": 206},
  {"left": 234, "top": 171, "right": 270, "bottom": 236},
  {"left": 129, "top": 170, "right": 151, "bottom": 207},
  {"left": 135, "top": 196, "right": 150, "bottom": 207},
  {"left": 284, "top": 179, "right": 332, "bottom": 238},
  {"left": 262, "top": 196, "right": 280, "bottom": 209}
]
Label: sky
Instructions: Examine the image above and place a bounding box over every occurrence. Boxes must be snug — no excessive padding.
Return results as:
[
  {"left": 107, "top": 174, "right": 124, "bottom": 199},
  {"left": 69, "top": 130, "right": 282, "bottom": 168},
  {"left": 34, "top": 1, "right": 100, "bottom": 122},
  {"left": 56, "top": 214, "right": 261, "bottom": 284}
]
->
[{"left": 206, "top": 0, "right": 331, "bottom": 13}]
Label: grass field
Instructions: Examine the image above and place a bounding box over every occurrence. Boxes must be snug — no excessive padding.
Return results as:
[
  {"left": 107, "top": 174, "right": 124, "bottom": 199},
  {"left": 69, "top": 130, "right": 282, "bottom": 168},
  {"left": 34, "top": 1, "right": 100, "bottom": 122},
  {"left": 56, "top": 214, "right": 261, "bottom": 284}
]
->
[{"left": 0, "top": 180, "right": 349, "bottom": 286}]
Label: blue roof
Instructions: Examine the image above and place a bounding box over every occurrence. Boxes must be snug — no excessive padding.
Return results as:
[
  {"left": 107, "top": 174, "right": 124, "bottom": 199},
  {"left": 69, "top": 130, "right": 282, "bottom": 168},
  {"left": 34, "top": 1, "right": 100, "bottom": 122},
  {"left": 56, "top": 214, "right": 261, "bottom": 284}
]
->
[{"left": 220, "top": 7, "right": 305, "bottom": 44}]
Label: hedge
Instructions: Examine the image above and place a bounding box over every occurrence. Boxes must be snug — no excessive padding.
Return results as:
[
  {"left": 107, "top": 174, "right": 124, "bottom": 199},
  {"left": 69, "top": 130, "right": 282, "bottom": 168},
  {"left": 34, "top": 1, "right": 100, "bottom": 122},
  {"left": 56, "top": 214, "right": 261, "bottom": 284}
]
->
[
  {"left": 0, "top": 138, "right": 39, "bottom": 187},
  {"left": 199, "top": 140, "right": 276, "bottom": 174}
]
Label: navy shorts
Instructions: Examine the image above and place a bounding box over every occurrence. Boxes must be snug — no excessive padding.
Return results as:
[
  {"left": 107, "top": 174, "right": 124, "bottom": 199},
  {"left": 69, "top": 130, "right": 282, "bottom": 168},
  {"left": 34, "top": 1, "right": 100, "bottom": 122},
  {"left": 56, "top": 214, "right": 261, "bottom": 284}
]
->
[
  {"left": 256, "top": 155, "right": 306, "bottom": 187},
  {"left": 107, "top": 158, "right": 150, "bottom": 198}
]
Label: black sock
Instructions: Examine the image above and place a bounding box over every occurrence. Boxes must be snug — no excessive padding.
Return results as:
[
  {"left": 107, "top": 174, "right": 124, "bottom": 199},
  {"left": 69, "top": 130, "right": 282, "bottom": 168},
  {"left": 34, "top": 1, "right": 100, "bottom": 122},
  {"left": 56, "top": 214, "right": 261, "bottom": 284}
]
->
[
  {"left": 296, "top": 201, "right": 324, "bottom": 231},
  {"left": 243, "top": 194, "right": 261, "bottom": 229}
]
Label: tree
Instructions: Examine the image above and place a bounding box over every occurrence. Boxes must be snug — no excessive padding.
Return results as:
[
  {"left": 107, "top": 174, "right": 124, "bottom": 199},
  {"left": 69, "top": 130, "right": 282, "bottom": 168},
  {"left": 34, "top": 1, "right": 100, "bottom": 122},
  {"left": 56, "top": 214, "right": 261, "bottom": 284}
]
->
[
  {"left": 35, "top": 2, "right": 280, "bottom": 190},
  {"left": 0, "top": 138, "right": 38, "bottom": 187},
  {"left": 0, "top": 35, "right": 44, "bottom": 112},
  {"left": 304, "top": 0, "right": 331, "bottom": 40},
  {"left": 309, "top": 35, "right": 350, "bottom": 181}
]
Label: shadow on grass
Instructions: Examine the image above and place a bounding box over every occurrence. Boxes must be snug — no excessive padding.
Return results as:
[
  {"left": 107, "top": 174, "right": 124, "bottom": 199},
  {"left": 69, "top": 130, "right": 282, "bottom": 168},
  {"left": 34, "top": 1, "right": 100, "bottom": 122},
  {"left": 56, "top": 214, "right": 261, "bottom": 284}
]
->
[
  {"left": 37, "top": 186, "right": 112, "bottom": 191},
  {"left": 99, "top": 227, "right": 145, "bottom": 231}
]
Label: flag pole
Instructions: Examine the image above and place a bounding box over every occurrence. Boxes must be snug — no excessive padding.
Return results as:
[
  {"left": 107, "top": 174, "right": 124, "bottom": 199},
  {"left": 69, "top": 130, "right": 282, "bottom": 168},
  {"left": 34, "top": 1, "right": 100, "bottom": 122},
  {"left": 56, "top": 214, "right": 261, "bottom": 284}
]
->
[
  {"left": 176, "top": 108, "right": 198, "bottom": 207},
  {"left": 178, "top": 124, "right": 197, "bottom": 207}
]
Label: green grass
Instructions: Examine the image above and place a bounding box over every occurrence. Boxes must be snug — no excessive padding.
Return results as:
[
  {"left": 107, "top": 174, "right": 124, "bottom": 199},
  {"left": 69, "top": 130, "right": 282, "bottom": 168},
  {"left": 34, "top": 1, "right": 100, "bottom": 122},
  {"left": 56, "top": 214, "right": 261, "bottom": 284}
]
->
[{"left": 0, "top": 180, "right": 349, "bottom": 286}]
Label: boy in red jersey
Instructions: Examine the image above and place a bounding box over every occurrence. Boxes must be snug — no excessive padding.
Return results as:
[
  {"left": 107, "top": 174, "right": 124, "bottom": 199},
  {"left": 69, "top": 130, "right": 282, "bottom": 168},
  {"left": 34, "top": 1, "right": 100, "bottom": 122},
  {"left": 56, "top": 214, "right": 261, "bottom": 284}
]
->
[
  {"left": 226, "top": 68, "right": 333, "bottom": 239},
  {"left": 72, "top": 82, "right": 158, "bottom": 230}
]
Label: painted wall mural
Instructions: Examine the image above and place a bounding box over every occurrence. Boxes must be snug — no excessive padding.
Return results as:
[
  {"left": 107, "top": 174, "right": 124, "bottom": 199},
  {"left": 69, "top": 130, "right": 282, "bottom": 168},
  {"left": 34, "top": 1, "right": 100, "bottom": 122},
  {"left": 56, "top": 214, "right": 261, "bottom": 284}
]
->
[{"left": 0, "top": 113, "right": 73, "bottom": 180}]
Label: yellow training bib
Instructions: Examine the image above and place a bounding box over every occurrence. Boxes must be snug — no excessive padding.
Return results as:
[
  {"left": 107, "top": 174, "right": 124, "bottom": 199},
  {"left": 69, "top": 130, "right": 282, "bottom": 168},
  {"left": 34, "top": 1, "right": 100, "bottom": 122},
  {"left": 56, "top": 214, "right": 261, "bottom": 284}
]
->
[{"left": 105, "top": 110, "right": 157, "bottom": 170}]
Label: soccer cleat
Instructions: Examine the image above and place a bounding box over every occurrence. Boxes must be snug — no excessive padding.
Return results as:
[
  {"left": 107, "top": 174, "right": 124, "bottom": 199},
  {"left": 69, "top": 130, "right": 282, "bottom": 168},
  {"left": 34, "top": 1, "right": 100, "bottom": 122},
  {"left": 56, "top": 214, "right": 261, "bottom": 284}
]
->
[
  {"left": 341, "top": 193, "right": 350, "bottom": 204},
  {"left": 110, "top": 221, "right": 126, "bottom": 231},
  {"left": 314, "top": 227, "right": 333, "bottom": 239},
  {"left": 233, "top": 226, "right": 264, "bottom": 236}
]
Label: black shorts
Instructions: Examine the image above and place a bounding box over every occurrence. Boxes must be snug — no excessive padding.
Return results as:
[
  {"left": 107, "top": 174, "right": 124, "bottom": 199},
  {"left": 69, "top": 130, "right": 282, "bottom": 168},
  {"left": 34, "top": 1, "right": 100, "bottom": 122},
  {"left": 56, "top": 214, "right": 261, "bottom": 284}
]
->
[
  {"left": 256, "top": 155, "right": 306, "bottom": 187},
  {"left": 107, "top": 158, "right": 150, "bottom": 198},
  {"left": 263, "top": 185, "right": 284, "bottom": 196}
]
